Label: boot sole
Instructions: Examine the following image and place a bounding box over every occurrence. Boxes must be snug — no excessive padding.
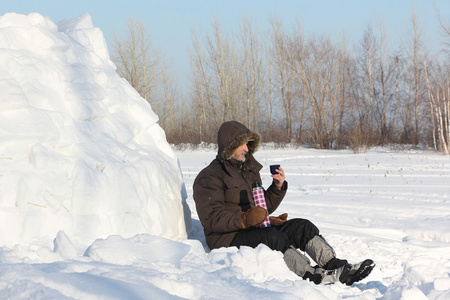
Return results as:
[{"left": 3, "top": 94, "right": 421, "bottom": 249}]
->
[{"left": 341, "top": 259, "right": 375, "bottom": 286}]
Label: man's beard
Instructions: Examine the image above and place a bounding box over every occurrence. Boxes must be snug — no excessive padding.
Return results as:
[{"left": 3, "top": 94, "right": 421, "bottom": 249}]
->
[{"left": 232, "top": 153, "right": 247, "bottom": 162}]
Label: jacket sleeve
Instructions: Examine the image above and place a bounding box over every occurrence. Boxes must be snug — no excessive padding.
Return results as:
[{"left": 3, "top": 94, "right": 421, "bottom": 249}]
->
[
  {"left": 264, "top": 181, "right": 288, "bottom": 214},
  {"left": 193, "top": 169, "right": 243, "bottom": 233}
]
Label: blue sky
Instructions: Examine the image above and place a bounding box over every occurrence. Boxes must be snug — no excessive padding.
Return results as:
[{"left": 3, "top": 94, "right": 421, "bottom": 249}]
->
[{"left": 2, "top": 0, "right": 449, "bottom": 91}]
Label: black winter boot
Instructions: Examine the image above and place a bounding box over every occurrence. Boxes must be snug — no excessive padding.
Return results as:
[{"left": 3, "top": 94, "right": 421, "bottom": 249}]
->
[
  {"left": 319, "top": 259, "right": 375, "bottom": 285},
  {"left": 339, "top": 259, "right": 375, "bottom": 285},
  {"left": 323, "top": 257, "right": 348, "bottom": 270}
]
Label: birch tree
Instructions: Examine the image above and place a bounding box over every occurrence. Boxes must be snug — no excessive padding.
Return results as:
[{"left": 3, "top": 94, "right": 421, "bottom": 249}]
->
[{"left": 424, "top": 59, "right": 449, "bottom": 154}]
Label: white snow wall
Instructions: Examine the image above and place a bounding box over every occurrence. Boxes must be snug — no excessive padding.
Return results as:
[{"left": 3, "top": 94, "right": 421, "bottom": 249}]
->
[{"left": 0, "top": 13, "right": 191, "bottom": 247}]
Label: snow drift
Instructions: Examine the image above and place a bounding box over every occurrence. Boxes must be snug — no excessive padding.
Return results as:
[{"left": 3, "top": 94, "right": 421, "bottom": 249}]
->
[{"left": 0, "top": 12, "right": 190, "bottom": 247}]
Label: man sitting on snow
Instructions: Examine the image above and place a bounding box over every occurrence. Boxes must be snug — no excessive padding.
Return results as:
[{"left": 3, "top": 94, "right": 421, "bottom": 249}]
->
[{"left": 193, "top": 120, "right": 374, "bottom": 285}]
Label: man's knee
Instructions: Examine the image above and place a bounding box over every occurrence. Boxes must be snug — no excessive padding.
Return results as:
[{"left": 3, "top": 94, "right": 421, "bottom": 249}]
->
[{"left": 299, "top": 219, "right": 320, "bottom": 237}]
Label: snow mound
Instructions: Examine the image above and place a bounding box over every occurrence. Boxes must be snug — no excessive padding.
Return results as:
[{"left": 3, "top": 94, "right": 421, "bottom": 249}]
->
[
  {"left": 84, "top": 234, "right": 191, "bottom": 265},
  {"left": 0, "top": 12, "right": 190, "bottom": 247}
]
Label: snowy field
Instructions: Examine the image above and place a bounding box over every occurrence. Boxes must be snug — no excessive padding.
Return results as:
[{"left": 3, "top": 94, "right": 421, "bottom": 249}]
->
[
  {"left": 178, "top": 146, "right": 450, "bottom": 299},
  {"left": 1, "top": 12, "right": 449, "bottom": 299},
  {"left": 1, "top": 146, "right": 449, "bottom": 299}
]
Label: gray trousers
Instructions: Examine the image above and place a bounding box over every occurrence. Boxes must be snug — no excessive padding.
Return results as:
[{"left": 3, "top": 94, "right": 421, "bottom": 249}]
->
[{"left": 284, "top": 235, "right": 336, "bottom": 277}]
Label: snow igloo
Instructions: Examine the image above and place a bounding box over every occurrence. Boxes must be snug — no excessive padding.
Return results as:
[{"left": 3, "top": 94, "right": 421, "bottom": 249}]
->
[{"left": 0, "top": 12, "right": 191, "bottom": 247}]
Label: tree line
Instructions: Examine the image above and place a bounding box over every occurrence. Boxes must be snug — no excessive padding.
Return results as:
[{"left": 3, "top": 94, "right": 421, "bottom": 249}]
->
[{"left": 112, "top": 10, "right": 450, "bottom": 154}]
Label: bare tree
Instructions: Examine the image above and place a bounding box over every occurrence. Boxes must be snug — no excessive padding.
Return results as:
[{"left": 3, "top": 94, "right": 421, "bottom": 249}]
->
[
  {"left": 435, "top": 5, "right": 450, "bottom": 49},
  {"left": 206, "top": 18, "right": 241, "bottom": 122},
  {"left": 112, "top": 17, "right": 184, "bottom": 143},
  {"left": 357, "top": 24, "right": 378, "bottom": 144},
  {"left": 189, "top": 18, "right": 244, "bottom": 142},
  {"left": 390, "top": 51, "right": 406, "bottom": 144},
  {"left": 424, "top": 58, "right": 450, "bottom": 154},
  {"left": 237, "top": 15, "right": 264, "bottom": 130},
  {"left": 377, "top": 19, "right": 390, "bottom": 143},
  {"left": 190, "top": 27, "right": 217, "bottom": 142},
  {"left": 406, "top": 9, "right": 426, "bottom": 145},
  {"left": 261, "top": 33, "right": 275, "bottom": 137},
  {"left": 269, "top": 16, "right": 296, "bottom": 142},
  {"left": 158, "top": 62, "right": 178, "bottom": 130},
  {"left": 288, "top": 34, "right": 343, "bottom": 149},
  {"left": 112, "top": 17, "right": 161, "bottom": 102},
  {"left": 423, "top": 7, "right": 450, "bottom": 154},
  {"left": 336, "top": 29, "right": 354, "bottom": 149}
]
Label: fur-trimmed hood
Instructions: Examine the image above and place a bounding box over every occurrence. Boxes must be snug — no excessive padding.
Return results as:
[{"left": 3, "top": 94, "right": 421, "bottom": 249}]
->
[{"left": 217, "top": 121, "right": 260, "bottom": 161}]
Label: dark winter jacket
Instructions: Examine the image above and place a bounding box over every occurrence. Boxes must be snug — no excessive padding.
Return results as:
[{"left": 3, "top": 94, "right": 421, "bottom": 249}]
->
[{"left": 193, "top": 121, "right": 288, "bottom": 250}]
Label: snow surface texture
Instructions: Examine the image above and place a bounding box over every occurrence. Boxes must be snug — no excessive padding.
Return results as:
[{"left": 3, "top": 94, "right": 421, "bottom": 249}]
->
[
  {"left": 0, "top": 12, "right": 191, "bottom": 247},
  {"left": 1, "top": 146, "right": 449, "bottom": 299},
  {"left": 1, "top": 12, "right": 449, "bottom": 299}
]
